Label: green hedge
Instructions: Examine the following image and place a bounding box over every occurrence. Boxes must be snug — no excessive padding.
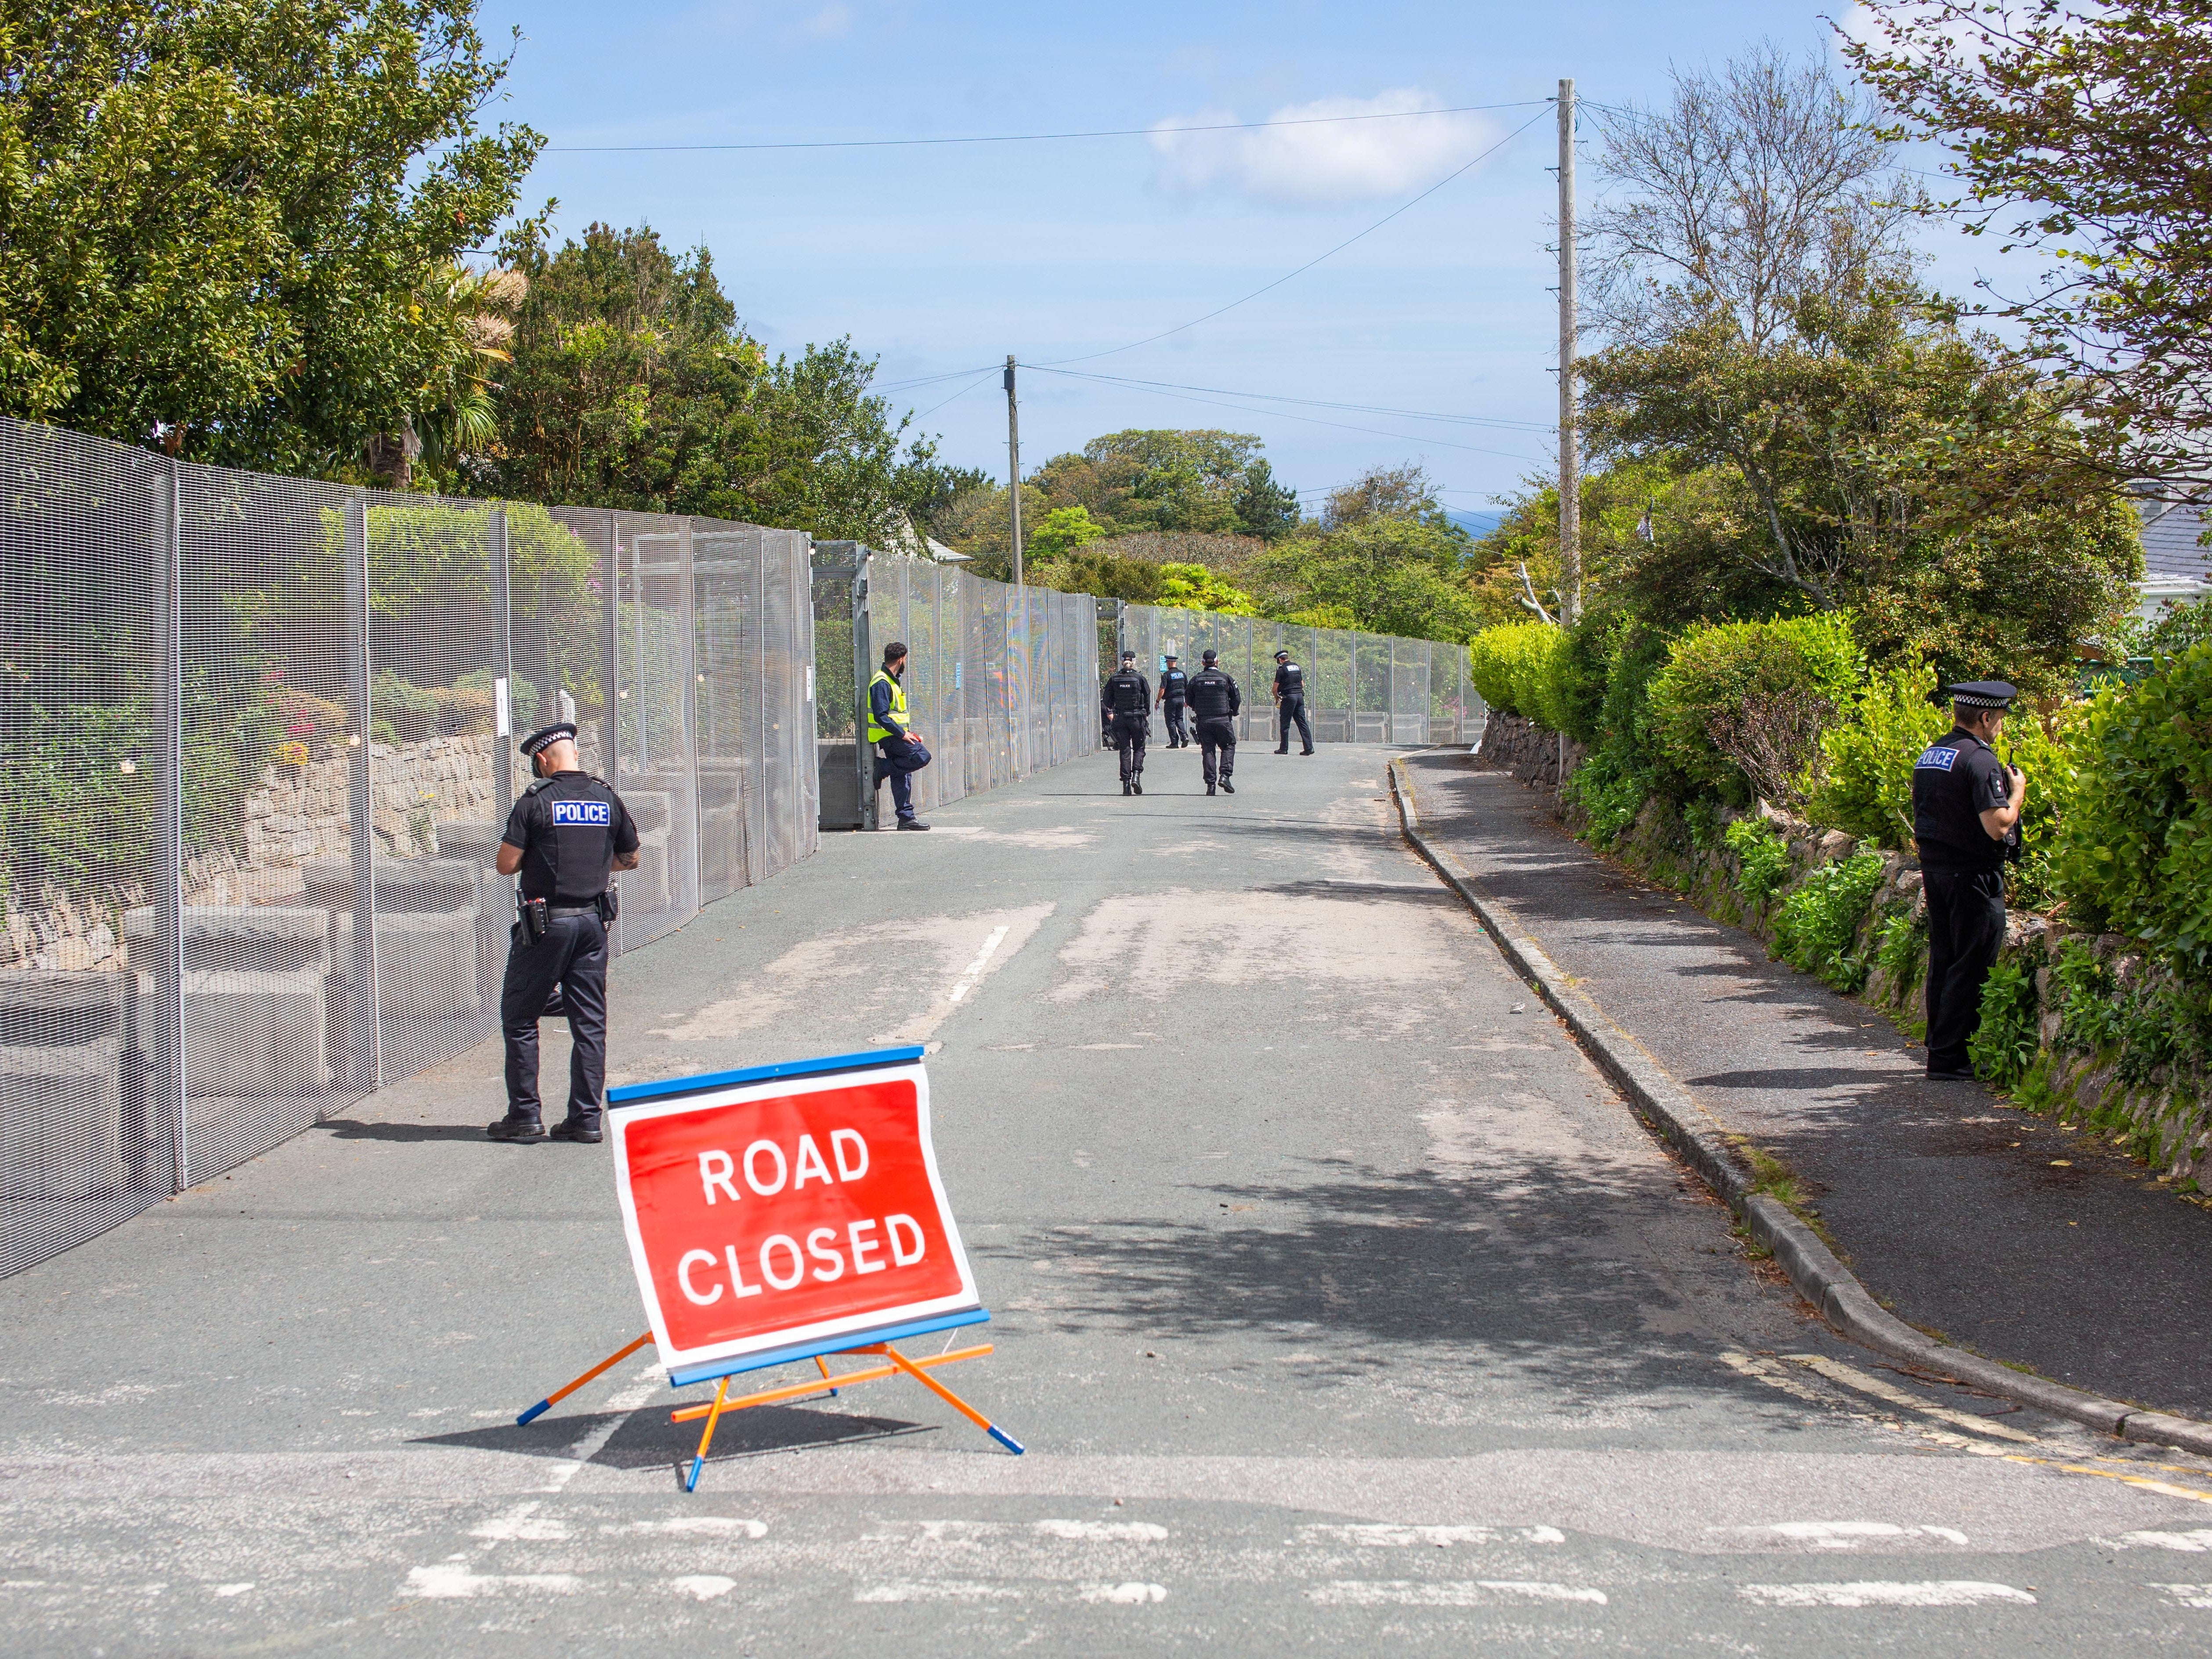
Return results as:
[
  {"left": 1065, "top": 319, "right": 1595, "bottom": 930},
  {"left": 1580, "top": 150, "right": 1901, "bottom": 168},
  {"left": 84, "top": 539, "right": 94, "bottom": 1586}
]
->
[
  {"left": 1645, "top": 613, "right": 1861, "bottom": 800},
  {"left": 1467, "top": 622, "right": 1567, "bottom": 726}
]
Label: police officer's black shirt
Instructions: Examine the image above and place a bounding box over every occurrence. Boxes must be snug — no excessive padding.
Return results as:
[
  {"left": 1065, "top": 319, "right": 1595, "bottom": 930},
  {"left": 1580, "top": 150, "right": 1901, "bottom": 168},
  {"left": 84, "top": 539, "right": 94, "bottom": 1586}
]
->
[
  {"left": 1186, "top": 667, "right": 1240, "bottom": 719},
  {"left": 1159, "top": 667, "right": 1189, "bottom": 705},
  {"left": 1103, "top": 669, "right": 1150, "bottom": 717},
  {"left": 1272, "top": 661, "right": 1305, "bottom": 701},
  {"left": 501, "top": 770, "right": 641, "bottom": 902},
  {"left": 1911, "top": 730, "right": 2011, "bottom": 873}
]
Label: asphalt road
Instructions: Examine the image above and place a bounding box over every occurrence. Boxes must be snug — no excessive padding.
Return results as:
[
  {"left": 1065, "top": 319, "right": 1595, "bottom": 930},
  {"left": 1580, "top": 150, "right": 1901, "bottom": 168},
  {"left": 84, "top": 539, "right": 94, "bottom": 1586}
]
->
[{"left": 5, "top": 744, "right": 2212, "bottom": 1655}]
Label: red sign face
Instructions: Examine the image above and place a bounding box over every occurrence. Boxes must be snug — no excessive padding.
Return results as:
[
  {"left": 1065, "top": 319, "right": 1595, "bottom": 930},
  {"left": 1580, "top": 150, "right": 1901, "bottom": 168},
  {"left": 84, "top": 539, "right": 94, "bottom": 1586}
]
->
[{"left": 610, "top": 1061, "right": 978, "bottom": 1375}]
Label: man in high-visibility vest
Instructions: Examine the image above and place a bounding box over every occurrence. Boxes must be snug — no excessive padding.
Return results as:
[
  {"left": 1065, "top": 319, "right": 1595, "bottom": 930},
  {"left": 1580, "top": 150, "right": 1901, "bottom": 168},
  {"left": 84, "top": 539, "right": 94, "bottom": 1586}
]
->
[{"left": 868, "top": 641, "right": 932, "bottom": 830}]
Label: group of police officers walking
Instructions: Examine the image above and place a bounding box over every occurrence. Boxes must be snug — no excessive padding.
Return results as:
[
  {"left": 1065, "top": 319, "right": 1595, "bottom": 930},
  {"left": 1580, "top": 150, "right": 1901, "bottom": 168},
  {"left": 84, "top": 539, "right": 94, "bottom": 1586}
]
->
[{"left": 1101, "top": 645, "right": 1316, "bottom": 797}]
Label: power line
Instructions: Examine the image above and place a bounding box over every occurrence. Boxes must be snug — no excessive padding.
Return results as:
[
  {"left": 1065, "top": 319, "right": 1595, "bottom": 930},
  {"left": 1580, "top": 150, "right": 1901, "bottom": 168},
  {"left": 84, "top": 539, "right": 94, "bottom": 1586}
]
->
[
  {"left": 1018, "top": 368, "right": 1547, "bottom": 463},
  {"left": 909, "top": 370, "right": 1002, "bottom": 423},
  {"left": 544, "top": 99, "right": 1554, "bottom": 155},
  {"left": 1036, "top": 104, "right": 1556, "bottom": 367},
  {"left": 1029, "top": 365, "right": 1555, "bottom": 434}
]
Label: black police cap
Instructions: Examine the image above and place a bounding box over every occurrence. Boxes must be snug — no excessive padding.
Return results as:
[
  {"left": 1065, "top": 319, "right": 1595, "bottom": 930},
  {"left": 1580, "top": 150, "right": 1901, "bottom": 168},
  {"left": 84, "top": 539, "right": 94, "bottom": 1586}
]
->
[
  {"left": 1121, "top": 649, "right": 1136, "bottom": 661},
  {"left": 520, "top": 721, "right": 578, "bottom": 758},
  {"left": 1164, "top": 653, "right": 1179, "bottom": 662},
  {"left": 1201, "top": 649, "right": 1218, "bottom": 664},
  {"left": 1275, "top": 649, "right": 1290, "bottom": 661},
  {"left": 1948, "top": 680, "right": 2018, "bottom": 710}
]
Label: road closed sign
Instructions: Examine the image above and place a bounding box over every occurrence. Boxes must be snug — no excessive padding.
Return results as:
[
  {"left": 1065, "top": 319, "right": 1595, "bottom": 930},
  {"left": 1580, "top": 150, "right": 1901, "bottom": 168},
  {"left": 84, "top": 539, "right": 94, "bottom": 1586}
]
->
[{"left": 607, "top": 1047, "right": 981, "bottom": 1384}]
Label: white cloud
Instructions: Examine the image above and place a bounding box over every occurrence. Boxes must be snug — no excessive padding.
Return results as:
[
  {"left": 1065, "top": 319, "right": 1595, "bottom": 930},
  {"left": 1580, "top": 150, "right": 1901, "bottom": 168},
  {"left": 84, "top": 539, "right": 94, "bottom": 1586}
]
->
[{"left": 1147, "top": 89, "right": 1501, "bottom": 209}]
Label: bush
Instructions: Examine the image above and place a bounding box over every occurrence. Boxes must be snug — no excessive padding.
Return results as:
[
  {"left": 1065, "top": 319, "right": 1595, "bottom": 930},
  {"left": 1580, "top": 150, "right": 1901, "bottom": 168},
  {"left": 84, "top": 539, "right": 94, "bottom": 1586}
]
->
[
  {"left": 2050, "top": 940, "right": 2122, "bottom": 1055},
  {"left": 1805, "top": 664, "right": 1951, "bottom": 848},
  {"left": 1772, "top": 850, "right": 1885, "bottom": 990},
  {"left": 1467, "top": 622, "right": 1566, "bottom": 723},
  {"left": 1875, "top": 907, "right": 1926, "bottom": 991},
  {"left": 1724, "top": 816, "right": 1793, "bottom": 907},
  {"left": 1550, "top": 608, "right": 1628, "bottom": 745},
  {"left": 372, "top": 670, "right": 438, "bottom": 745},
  {"left": 1968, "top": 956, "right": 2041, "bottom": 1088},
  {"left": 1561, "top": 741, "right": 1650, "bottom": 849},
  {"left": 2052, "top": 640, "right": 2212, "bottom": 962},
  {"left": 1645, "top": 613, "right": 1862, "bottom": 802}
]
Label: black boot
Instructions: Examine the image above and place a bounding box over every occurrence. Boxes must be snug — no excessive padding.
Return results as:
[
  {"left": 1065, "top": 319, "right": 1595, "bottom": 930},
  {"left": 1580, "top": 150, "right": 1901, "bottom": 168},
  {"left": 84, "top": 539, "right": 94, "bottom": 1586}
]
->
[
  {"left": 1206, "top": 784, "right": 1215, "bottom": 795},
  {"left": 487, "top": 1113, "right": 546, "bottom": 1143},
  {"left": 1222, "top": 779, "right": 1235, "bottom": 793},
  {"left": 1122, "top": 781, "right": 1132, "bottom": 796},
  {"left": 549, "top": 1117, "right": 602, "bottom": 1143},
  {"left": 1133, "top": 778, "right": 1143, "bottom": 795}
]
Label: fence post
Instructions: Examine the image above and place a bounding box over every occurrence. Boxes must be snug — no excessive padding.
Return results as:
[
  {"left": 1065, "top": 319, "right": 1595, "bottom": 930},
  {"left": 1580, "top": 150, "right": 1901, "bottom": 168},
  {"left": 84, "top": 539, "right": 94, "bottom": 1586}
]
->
[
  {"left": 155, "top": 460, "right": 188, "bottom": 1191},
  {"left": 601, "top": 510, "right": 623, "bottom": 954},
  {"left": 489, "top": 508, "right": 514, "bottom": 813},
  {"left": 678, "top": 519, "right": 701, "bottom": 910},
  {"left": 853, "top": 549, "right": 874, "bottom": 831},
  {"left": 341, "top": 496, "right": 382, "bottom": 1091}
]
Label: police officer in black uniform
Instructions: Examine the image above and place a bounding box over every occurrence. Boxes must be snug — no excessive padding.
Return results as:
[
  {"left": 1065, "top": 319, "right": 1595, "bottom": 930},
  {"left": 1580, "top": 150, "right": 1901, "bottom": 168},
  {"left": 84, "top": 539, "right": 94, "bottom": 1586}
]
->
[
  {"left": 488, "top": 723, "right": 641, "bottom": 1142},
  {"left": 1156, "top": 654, "right": 1191, "bottom": 748},
  {"left": 1272, "top": 648, "right": 1315, "bottom": 755},
  {"left": 1102, "top": 649, "right": 1151, "bottom": 796},
  {"left": 1187, "top": 647, "right": 1241, "bottom": 796},
  {"left": 1910, "top": 681, "right": 2027, "bottom": 1081}
]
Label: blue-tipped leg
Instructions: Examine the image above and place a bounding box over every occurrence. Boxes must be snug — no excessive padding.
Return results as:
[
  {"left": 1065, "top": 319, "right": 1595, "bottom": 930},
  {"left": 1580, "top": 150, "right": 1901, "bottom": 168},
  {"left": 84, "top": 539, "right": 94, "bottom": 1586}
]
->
[
  {"left": 987, "top": 1424, "right": 1026, "bottom": 1455},
  {"left": 685, "top": 1454, "right": 706, "bottom": 1493},
  {"left": 517, "top": 1399, "right": 551, "bottom": 1426}
]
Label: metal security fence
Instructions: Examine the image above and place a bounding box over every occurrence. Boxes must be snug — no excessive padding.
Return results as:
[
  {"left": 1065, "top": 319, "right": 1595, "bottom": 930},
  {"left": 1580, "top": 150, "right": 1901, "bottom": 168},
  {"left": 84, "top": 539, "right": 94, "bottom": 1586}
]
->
[
  {"left": 1117, "top": 606, "right": 1481, "bottom": 748},
  {"left": 818, "top": 546, "right": 1104, "bottom": 828},
  {"left": 0, "top": 416, "right": 817, "bottom": 1277}
]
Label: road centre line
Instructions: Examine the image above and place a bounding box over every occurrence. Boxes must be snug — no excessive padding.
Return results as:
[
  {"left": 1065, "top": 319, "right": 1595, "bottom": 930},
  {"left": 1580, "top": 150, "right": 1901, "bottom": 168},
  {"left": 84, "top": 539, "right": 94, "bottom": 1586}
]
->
[{"left": 947, "top": 926, "right": 1009, "bottom": 1004}]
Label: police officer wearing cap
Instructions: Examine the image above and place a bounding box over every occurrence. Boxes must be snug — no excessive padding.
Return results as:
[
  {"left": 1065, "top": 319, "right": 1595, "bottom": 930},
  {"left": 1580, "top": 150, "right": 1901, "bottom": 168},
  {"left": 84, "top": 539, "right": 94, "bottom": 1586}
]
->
[
  {"left": 1911, "top": 681, "right": 2028, "bottom": 1081},
  {"left": 488, "top": 723, "right": 641, "bottom": 1142},
  {"left": 1102, "top": 649, "right": 1151, "bottom": 795},
  {"left": 1156, "top": 654, "right": 1191, "bottom": 748},
  {"left": 1186, "top": 647, "right": 1241, "bottom": 795},
  {"left": 1272, "top": 649, "right": 1315, "bottom": 755}
]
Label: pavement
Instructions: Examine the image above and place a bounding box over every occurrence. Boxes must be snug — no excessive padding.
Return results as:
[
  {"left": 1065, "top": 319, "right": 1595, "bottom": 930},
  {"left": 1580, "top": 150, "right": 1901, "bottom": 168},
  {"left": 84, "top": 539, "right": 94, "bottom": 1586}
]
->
[
  {"left": 1399, "top": 748, "right": 2212, "bottom": 1420},
  {"left": 6, "top": 743, "right": 2212, "bottom": 1655}
]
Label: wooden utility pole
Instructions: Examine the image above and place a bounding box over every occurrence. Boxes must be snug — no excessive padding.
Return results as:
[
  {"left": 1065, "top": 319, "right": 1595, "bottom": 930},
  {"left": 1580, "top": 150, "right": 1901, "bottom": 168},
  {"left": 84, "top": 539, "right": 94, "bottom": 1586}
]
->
[
  {"left": 1004, "top": 355, "right": 1024, "bottom": 586},
  {"left": 1556, "top": 77, "right": 1581, "bottom": 626}
]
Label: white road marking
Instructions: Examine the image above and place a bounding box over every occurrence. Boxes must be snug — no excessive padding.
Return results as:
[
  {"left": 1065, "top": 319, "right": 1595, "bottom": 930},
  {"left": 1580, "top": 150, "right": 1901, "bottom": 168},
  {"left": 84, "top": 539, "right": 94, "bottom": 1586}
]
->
[
  {"left": 2102, "top": 1529, "right": 2212, "bottom": 1551},
  {"left": 1079, "top": 1582, "right": 1167, "bottom": 1603},
  {"left": 403, "top": 1563, "right": 582, "bottom": 1599},
  {"left": 1786, "top": 1354, "right": 2040, "bottom": 1443},
  {"left": 1299, "top": 1524, "right": 1565, "bottom": 1548},
  {"left": 540, "top": 1364, "right": 663, "bottom": 1494},
  {"left": 607, "top": 1517, "right": 768, "bottom": 1539},
  {"left": 2152, "top": 1583, "right": 2212, "bottom": 1608},
  {"left": 1737, "top": 1580, "right": 2035, "bottom": 1608},
  {"left": 855, "top": 1580, "right": 1022, "bottom": 1602},
  {"left": 1756, "top": 1522, "right": 1971, "bottom": 1550},
  {"left": 1033, "top": 1519, "right": 1169, "bottom": 1541},
  {"left": 670, "top": 1575, "right": 737, "bottom": 1601},
  {"left": 946, "top": 925, "right": 1009, "bottom": 1004},
  {"left": 211, "top": 1583, "right": 253, "bottom": 1597},
  {"left": 470, "top": 1505, "right": 571, "bottom": 1543},
  {"left": 1308, "top": 1579, "right": 1606, "bottom": 1606}
]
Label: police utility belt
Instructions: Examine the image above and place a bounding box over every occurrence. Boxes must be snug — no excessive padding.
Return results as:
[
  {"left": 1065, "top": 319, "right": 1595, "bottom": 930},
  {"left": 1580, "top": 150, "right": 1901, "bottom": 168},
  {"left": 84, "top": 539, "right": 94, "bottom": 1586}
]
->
[{"left": 517, "top": 887, "right": 619, "bottom": 943}]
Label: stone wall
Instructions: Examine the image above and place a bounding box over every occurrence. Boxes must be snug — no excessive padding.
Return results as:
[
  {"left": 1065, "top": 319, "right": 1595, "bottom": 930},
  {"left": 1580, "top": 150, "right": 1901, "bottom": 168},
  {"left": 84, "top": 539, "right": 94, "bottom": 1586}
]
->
[
  {"left": 1475, "top": 711, "right": 1587, "bottom": 789},
  {"left": 1489, "top": 722, "right": 2212, "bottom": 1193},
  {"left": 3, "top": 734, "right": 500, "bottom": 971}
]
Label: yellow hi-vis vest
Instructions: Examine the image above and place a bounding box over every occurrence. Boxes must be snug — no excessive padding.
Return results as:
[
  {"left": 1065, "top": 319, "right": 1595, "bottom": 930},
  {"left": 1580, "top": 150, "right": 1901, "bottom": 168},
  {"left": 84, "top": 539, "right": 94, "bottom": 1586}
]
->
[{"left": 867, "top": 669, "right": 907, "bottom": 744}]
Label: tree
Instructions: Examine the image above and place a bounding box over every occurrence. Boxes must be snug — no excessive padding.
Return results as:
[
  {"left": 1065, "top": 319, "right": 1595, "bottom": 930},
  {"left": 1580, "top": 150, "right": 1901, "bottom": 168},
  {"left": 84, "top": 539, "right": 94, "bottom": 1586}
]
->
[
  {"left": 1021, "top": 428, "right": 1296, "bottom": 538},
  {"left": 1585, "top": 45, "right": 1921, "bottom": 353},
  {"left": 1233, "top": 456, "right": 1300, "bottom": 540},
  {"left": 0, "top": 0, "right": 541, "bottom": 476},
  {"left": 1580, "top": 289, "right": 2142, "bottom": 683},
  {"left": 1157, "top": 563, "right": 1257, "bottom": 615},
  {"left": 484, "top": 222, "right": 942, "bottom": 542},
  {"left": 1322, "top": 462, "right": 1455, "bottom": 532},
  {"left": 1026, "top": 505, "right": 1108, "bottom": 558},
  {"left": 1845, "top": 0, "right": 2212, "bottom": 496},
  {"left": 1257, "top": 517, "right": 1481, "bottom": 642}
]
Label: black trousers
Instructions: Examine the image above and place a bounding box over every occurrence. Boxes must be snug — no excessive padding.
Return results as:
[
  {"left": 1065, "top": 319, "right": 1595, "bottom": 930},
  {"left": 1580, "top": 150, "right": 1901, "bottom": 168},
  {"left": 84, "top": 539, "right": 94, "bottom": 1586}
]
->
[
  {"left": 1162, "top": 701, "right": 1188, "bottom": 746},
  {"left": 1111, "top": 711, "right": 1148, "bottom": 782},
  {"left": 1197, "top": 716, "right": 1236, "bottom": 786},
  {"left": 501, "top": 910, "right": 609, "bottom": 1126},
  {"left": 875, "top": 737, "right": 930, "bottom": 821},
  {"left": 1923, "top": 866, "right": 2006, "bottom": 1073},
  {"left": 1276, "top": 698, "right": 1314, "bottom": 753}
]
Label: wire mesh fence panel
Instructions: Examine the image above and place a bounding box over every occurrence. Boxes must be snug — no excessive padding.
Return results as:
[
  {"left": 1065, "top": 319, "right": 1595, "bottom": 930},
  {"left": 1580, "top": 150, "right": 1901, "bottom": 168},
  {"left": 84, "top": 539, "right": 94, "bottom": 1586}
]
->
[
  {"left": 177, "top": 465, "right": 372, "bottom": 1184},
  {"left": 704, "top": 527, "right": 763, "bottom": 895},
  {"left": 760, "top": 530, "right": 808, "bottom": 878},
  {"left": 0, "top": 424, "right": 173, "bottom": 1276},
  {"left": 1393, "top": 639, "right": 1431, "bottom": 745},
  {"left": 608, "top": 514, "right": 698, "bottom": 951},
  {"left": 358, "top": 495, "right": 509, "bottom": 1083}
]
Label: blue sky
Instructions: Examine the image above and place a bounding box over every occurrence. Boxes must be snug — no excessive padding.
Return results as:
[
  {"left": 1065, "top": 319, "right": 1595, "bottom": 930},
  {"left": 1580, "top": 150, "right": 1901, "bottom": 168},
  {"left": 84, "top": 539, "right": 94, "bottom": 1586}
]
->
[{"left": 473, "top": 0, "right": 2035, "bottom": 521}]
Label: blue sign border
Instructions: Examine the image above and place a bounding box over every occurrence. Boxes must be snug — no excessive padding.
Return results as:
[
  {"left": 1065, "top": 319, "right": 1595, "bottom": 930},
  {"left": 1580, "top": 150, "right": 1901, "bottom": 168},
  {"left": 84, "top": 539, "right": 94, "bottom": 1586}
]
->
[{"left": 607, "top": 1045, "right": 926, "bottom": 1109}]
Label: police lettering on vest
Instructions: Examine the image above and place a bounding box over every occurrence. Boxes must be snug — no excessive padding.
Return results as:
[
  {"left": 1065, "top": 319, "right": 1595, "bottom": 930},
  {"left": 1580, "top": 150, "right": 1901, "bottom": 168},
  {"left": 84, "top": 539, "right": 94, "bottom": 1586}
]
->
[
  {"left": 1273, "top": 659, "right": 1305, "bottom": 699},
  {"left": 1106, "top": 668, "right": 1149, "bottom": 713},
  {"left": 1160, "top": 667, "right": 1189, "bottom": 704},
  {"left": 503, "top": 772, "right": 640, "bottom": 902}
]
